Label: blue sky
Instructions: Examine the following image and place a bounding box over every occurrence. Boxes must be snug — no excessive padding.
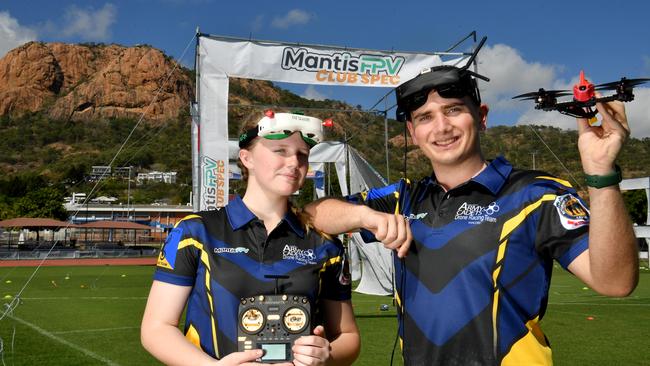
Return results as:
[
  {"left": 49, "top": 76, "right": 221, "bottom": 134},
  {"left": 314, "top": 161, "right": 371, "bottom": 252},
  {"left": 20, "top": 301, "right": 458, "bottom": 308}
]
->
[{"left": 2, "top": 0, "right": 650, "bottom": 136}]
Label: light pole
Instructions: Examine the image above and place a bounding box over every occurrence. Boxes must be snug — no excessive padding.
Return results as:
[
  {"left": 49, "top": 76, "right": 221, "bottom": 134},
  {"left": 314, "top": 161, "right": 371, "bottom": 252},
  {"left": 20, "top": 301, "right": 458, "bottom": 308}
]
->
[
  {"left": 127, "top": 166, "right": 131, "bottom": 221},
  {"left": 531, "top": 150, "right": 538, "bottom": 170},
  {"left": 85, "top": 199, "right": 89, "bottom": 243}
]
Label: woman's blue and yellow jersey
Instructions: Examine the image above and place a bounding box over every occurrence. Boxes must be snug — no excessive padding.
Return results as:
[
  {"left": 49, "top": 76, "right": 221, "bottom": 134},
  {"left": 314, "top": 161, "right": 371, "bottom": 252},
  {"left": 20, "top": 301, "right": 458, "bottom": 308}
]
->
[
  {"left": 351, "top": 156, "right": 589, "bottom": 365},
  {"left": 153, "top": 195, "right": 350, "bottom": 360}
]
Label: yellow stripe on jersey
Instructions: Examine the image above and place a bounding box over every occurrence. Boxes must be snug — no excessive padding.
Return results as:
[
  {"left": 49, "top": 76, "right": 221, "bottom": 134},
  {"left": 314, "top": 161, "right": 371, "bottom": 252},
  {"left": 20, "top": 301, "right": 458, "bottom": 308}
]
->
[
  {"left": 174, "top": 214, "right": 202, "bottom": 228},
  {"left": 158, "top": 217, "right": 202, "bottom": 268},
  {"left": 535, "top": 176, "right": 572, "bottom": 188},
  {"left": 394, "top": 191, "right": 400, "bottom": 215},
  {"left": 185, "top": 323, "right": 201, "bottom": 348},
  {"left": 492, "top": 194, "right": 557, "bottom": 357},
  {"left": 176, "top": 237, "right": 220, "bottom": 358},
  {"left": 318, "top": 256, "right": 342, "bottom": 274},
  {"left": 501, "top": 317, "right": 552, "bottom": 365},
  {"left": 317, "top": 255, "right": 342, "bottom": 298},
  {"left": 499, "top": 194, "right": 557, "bottom": 241}
]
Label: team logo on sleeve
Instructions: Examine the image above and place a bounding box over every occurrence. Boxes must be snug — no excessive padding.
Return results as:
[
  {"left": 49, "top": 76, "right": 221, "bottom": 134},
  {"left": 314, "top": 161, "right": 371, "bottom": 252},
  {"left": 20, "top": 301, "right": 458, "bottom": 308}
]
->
[
  {"left": 553, "top": 194, "right": 589, "bottom": 230},
  {"left": 157, "top": 227, "right": 183, "bottom": 269}
]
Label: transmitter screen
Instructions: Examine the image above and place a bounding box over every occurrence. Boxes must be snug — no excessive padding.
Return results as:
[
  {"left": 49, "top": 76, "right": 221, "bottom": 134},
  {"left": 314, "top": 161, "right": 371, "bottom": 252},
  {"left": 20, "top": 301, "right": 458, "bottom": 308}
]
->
[{"left": 261, "top": 343, "right": 288, "bottom": 361}]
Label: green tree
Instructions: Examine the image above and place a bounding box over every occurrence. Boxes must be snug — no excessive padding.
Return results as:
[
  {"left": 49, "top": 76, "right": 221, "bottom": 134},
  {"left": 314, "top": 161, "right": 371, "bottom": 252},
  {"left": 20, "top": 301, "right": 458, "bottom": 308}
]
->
[
  {"left": 13, "top": 187, "right": 68, "bottom": 220},
  {"left": 622, "top": 189, "right": 648, "bottom": 225}
]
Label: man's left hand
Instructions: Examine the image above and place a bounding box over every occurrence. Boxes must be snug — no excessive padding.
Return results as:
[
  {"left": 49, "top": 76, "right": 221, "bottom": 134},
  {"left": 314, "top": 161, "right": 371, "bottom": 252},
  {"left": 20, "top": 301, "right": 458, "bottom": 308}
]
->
[{"left": 577, "top": 97, "right": 629, "bottom": 175}]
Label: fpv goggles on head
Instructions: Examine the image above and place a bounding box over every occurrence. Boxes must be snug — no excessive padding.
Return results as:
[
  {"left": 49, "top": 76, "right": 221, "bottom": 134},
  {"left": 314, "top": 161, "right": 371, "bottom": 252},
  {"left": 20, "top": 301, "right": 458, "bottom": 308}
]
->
[
  {"left": 239, "top": 110, "right": 324, "bottom": 148},
  {"left": 395, "top": 36, "right": 490, "bottom": 122}
]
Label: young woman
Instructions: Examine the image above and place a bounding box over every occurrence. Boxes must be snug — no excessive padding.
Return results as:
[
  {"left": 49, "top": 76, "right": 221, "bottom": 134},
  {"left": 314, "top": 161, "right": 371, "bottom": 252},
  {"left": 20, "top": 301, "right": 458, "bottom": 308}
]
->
[{"left": 141, "top": 110, "right": 360, "bottom": 366}]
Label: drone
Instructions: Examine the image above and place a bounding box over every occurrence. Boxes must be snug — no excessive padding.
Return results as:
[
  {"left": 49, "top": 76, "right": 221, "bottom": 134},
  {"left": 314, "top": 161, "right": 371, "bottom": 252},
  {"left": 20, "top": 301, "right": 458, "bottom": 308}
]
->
[{"left": 513, "top": 71, "right": 650, "bottom": 119}]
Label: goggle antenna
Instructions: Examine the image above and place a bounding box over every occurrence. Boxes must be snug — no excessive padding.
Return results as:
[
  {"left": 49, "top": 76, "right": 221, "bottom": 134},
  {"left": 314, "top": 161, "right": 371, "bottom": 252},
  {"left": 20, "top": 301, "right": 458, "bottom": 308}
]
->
[{"left": 461, "top": 36, "right": 487, "bottom": 72}]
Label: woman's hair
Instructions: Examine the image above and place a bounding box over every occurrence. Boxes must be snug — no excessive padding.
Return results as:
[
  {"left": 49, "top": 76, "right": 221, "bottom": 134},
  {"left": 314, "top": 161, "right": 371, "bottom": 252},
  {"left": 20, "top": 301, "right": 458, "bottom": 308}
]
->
[
  {"left": 236, "top": 110, "right": 267, "bottom": 185},
  {"left": 237, "top": 109, "right": 331, "bottom": 241}
]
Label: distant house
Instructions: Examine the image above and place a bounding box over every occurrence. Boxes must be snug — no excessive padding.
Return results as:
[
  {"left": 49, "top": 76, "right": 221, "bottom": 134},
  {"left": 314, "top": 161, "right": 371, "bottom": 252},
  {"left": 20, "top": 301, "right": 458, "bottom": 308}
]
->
[
  {"left": 113, "top": 166, "right": 133, "bottom": 178},
  {"left": 88, "top": 166, "right": 134, "bottom": 181},
  {"left": 89, "top": 166, "right": 111, "bottom": 181},
  {"left": 91, "top": 196, "right": 119, "bottom": 204},
  {"left": 136, "top": 171, "right": 177, "bottom": 185},
  {"left": 64, "top": 192, "right": 87, "bottom": 205}
]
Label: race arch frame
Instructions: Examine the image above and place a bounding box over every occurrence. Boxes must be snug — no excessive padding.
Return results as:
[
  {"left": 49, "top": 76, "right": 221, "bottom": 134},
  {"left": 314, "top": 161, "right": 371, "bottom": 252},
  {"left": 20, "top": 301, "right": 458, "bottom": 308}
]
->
[{"left": 192, "top": 31, "right": 479, "bottom": 211}]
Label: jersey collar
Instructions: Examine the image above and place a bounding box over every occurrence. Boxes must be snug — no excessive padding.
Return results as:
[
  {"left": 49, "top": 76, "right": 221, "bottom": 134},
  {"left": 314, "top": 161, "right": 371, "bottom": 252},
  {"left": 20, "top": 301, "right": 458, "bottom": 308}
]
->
[
  {"left": 422, "top": 155, "right": 512, "bottom": 195},
  {"left": 226, "top": 195, "right": 306, "bottom": 237},
  {"left": 226, "top": 195, "right": 257, "bottom": 230},
  {"left": 471, "top": 155, "right": 512, "bottom": 194}
]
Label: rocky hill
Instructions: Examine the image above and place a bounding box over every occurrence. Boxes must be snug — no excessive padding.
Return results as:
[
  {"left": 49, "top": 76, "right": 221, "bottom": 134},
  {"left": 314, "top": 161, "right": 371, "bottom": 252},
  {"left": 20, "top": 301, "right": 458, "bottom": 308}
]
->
[{"left": 0, "top": 42, "right": 194, "bottom": 122}]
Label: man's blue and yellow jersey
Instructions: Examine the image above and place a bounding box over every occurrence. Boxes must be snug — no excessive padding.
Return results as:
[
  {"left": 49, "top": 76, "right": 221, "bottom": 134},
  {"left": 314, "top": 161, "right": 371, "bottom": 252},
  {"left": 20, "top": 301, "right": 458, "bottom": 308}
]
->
[
  {"left": 153, "top": 195, "right": 350, "bottom": 360},
  {"left": 351, "top": 156, "right": 589, "bottom": 365}
]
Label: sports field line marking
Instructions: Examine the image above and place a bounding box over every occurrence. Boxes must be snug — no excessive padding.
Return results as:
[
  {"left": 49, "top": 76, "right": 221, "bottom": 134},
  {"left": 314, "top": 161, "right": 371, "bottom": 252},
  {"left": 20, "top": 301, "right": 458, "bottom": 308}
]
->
[
  {"left": 551, "top": 310, "right": 594, "bottom": 316},
  {"left": 53, "top": 326, "right": 140, "bottom": 335},
  {"left": 8, "top": 315, "right": 120, "bottom": 366}
]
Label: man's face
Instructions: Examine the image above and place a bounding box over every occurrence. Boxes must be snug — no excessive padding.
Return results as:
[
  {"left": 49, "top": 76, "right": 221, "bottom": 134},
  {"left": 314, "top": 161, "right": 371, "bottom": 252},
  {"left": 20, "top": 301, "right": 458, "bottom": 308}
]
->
[{"left": 406, "top": 89, "right": 488, "bottom": 169}]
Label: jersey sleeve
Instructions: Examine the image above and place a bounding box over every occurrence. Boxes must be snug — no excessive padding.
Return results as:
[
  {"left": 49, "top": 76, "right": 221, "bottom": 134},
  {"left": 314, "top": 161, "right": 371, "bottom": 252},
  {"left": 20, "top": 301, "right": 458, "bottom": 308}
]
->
[
  {"left": 346, "top": 180, "right": 404, "bottom": 243},
  {"left": 154, "top": 217, "right": 201, "bottom": 286},
  {"left": 534, "top": 185, "right": 590, "bottom": 270},
  {"left": 318, "top": 238, "right": 352, "bottom": 301}
]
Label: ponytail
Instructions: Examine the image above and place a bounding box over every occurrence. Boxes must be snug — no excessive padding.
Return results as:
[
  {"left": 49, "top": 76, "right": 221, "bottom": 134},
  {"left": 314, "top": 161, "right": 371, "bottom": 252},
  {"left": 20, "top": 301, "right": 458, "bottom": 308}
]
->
[{"left": 287, "top": 200, "right": 332, "bottom": 241}]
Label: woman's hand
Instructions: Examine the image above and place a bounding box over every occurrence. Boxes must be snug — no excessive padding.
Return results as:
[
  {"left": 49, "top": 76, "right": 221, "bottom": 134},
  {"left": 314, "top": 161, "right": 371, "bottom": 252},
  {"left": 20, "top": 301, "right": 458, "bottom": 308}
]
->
[{"left": 291, "top": 325, "right": 331, "bottom": 366}]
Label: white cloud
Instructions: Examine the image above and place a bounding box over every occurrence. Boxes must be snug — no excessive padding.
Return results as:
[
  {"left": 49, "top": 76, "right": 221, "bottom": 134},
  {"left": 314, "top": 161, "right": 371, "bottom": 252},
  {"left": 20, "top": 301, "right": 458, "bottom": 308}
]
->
[
  {"left": 0, "top": 11, "right": 37, "bottom": 58},
  {"left": 626, "top": 88, "right": 650, "bottom": 138},
  {"left": 60, "top": 3, "right": 117, "bottom": 41},
  {"left": 515, "top": 106, "right": 576, "bottom": 130},
  {"left": 271, "top": 9, "right": 311, "bottom": 29},
  {"left": 478, "top": 44, "right": 561, "bottom": 112},
  {"left": 302, "top": 85, "right": 327, "bottom": 101}
]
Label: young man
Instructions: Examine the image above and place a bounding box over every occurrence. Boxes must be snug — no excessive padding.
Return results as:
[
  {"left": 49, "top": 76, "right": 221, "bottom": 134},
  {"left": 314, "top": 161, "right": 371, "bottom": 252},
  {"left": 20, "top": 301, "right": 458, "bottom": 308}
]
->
[{"left": 305, "top": 65, "right": 639, "bottom": 365}]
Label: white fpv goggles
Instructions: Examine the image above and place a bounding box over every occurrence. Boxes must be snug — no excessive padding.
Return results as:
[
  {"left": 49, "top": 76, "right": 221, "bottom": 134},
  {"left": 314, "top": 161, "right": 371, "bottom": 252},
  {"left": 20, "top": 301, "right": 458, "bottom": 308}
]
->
[{"left": 238, "top": 110, "right": 324, "bottom": 148}]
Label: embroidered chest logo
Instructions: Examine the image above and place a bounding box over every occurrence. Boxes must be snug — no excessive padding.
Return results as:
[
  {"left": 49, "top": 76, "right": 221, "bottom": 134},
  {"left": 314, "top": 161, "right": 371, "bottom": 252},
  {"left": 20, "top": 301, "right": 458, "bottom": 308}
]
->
[
  {"left": 553, "top": 194, "right": 589, "bottom": 230},
  {"left": 406, "top": 212, "right": 428, "bottom": 221},
  {"left": 454, "top": 201, "right": 500, "bottom": 224},
  {"left": 282, "top": 245, "right": 316, "bottom": 264},
  {"left": 214, "top": 247, "right": 250, "bottom": 254}
]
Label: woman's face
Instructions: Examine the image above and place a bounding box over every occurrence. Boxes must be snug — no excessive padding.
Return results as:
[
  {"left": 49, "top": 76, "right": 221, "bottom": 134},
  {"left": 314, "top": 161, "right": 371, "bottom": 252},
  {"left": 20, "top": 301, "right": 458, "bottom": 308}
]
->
[{"left": 240, "top": 132, "right": 310, "bottom": 197}]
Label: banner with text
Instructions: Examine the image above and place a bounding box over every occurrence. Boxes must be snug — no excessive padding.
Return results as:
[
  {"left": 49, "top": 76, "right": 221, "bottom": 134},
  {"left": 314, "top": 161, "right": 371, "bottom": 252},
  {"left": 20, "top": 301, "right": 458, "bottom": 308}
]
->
[{"left": 195, "top": 35, "right": 465, "bottom": 210}]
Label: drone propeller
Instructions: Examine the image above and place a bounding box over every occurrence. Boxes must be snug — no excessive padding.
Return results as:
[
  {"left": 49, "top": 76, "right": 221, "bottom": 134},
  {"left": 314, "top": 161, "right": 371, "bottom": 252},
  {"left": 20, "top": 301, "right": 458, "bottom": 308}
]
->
[
  {"left": 594, "top": 77, "right": 650, "bottom": 91},
  {"left": 512, "top": 89, "right": 572, "bottom": 100}
]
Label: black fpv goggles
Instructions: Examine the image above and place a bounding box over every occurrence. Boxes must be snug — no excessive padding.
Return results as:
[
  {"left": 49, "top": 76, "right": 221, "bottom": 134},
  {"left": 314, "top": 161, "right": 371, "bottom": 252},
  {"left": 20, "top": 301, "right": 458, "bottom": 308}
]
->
[{"left": 395, "top": 37, "right": 490, "bottom": 122}]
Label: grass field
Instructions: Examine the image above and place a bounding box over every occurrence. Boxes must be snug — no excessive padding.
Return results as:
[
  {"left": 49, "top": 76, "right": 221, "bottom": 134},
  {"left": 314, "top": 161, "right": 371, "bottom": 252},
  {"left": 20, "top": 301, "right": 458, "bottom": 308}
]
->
[{"left": 0, "top": 263, "right": 648, "bottom": 365}]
